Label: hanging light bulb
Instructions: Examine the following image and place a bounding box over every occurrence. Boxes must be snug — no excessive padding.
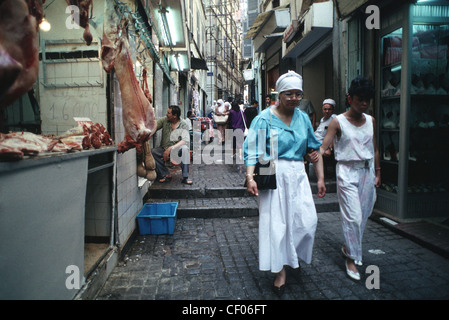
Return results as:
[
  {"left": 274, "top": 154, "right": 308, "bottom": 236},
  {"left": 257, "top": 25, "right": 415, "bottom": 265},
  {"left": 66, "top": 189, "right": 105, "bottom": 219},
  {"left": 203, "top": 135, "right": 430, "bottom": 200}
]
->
[{"left": 39, "top": 17, "right": 51, "bottom": 32}]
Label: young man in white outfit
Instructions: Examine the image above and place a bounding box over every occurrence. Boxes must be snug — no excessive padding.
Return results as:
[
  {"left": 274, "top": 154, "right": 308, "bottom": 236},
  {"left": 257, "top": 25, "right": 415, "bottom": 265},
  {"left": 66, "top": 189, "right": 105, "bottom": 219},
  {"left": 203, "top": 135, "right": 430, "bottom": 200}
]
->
[{"left": 319, "top": 77, "right": 381, "bottom": 281}]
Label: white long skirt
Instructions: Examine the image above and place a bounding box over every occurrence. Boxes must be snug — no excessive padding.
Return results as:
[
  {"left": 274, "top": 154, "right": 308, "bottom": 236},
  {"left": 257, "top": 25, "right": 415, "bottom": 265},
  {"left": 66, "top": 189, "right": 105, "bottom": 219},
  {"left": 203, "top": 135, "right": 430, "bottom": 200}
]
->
[
  {"left": 336, "top": 162, "right": 376, "bottom": 262},
  {"left": 258, "top": 159, "right": 318, "bottom": 273}
]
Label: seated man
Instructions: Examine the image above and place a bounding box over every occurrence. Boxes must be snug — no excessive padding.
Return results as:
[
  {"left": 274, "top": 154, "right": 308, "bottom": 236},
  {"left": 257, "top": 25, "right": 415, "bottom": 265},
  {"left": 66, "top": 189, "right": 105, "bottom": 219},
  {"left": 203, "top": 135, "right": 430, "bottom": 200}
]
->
[{"left": 152, "top": 105, "right": 192, "bottom": 185}]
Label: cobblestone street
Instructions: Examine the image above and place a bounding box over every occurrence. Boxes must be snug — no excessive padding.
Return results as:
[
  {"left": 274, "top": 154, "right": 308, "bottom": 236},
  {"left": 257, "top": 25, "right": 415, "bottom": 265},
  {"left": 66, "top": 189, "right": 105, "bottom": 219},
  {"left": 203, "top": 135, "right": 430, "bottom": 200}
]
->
[{"left": 97, "top": 212, "right": 449, "bottom": 300}]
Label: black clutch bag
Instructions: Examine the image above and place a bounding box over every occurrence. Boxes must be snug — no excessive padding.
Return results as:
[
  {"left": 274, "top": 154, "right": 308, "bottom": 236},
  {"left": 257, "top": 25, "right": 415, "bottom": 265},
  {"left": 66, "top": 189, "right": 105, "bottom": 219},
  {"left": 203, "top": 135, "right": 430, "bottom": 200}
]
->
[{"left": 247, "top": 162, "right": 276, "bottom": 189}]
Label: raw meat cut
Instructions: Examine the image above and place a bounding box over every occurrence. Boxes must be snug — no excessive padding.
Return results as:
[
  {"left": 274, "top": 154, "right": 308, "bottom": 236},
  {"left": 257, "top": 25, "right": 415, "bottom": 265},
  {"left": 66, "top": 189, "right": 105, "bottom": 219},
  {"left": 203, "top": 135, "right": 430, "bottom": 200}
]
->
[
  {"left": 101, "top": 1, "right": 157, "bottom": 154},
  {"left": 0, "top": 122, "right": 113, "bottom": 160},
  {"left": 59, "top": 122, "right": 113, "bottom": 150},
  {"left": 0, "top": 131, "right": 55, "bottom": 160},
  {"left": 0, "top": 0, "right": 45, "bottom": 108}
]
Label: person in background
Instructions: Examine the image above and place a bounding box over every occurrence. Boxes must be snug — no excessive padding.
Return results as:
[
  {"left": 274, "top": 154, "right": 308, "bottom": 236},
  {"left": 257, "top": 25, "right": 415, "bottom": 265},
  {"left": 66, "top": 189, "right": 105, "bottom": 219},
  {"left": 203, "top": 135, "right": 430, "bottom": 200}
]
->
[
  {"left": 315, "top": 99, "right": 337, "bottom": 154},
  {"left": 315, "top": 99, "right": 337, "bottom": 177},
  {"left": 186, "top": 110, "right": 194, "bottom": 131},
  {"left": 151, "top": 105, "right": 193, "bottom": 185},
  {"left": 244, "top": 70, "right": 326, "bottom": 297},
  {"left": 207, "top": 101, "right": 217, "bottom": 129},
  {"left": 244, "top": 99, "right": 259, "bottom": 129},
  {"left": 298, "top": 94, "right": 316, "bottom": 130},
  {"left": 319, "top": 76, "right": 381, "bottom": 281},
  {"left": 229, "top": 100, "right": 246, "bottom": 160},
  {"left": 214, "top": 99, "right": 230, "bottom": 144},
  {"left": 315, "top": 99, "right": 336, "bottom": 143},
  {"left": 265, "top": 94, "right": 272, "bottom": 110}
]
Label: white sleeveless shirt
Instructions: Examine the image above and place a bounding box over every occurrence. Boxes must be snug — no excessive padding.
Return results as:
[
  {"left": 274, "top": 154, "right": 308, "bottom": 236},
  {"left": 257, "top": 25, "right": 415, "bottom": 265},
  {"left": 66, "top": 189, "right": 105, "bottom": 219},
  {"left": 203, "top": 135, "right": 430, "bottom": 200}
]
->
[{"left": 334, "top": 113, "right": 374, "bottom": 162}]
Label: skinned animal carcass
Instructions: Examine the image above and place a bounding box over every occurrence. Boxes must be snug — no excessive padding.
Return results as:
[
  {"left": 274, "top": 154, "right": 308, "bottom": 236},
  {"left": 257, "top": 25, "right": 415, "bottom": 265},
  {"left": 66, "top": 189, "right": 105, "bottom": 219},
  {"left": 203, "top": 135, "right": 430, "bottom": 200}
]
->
[
  {"left": 101, "top": 1, "right": 156, "bottom": 180},
  {"left": 0, "top": 0, "right": 45, "bottom": 108},
  {"left": 65, "top": 0, "right": 93, "bottom": 45}
]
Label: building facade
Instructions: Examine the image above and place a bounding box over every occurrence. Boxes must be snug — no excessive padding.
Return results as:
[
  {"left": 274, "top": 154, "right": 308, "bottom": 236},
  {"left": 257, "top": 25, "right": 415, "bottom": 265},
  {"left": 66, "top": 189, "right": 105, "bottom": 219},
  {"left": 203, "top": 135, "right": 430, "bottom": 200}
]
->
[{"left": 205, "top": 0, "right": 245, "bottom": 108}]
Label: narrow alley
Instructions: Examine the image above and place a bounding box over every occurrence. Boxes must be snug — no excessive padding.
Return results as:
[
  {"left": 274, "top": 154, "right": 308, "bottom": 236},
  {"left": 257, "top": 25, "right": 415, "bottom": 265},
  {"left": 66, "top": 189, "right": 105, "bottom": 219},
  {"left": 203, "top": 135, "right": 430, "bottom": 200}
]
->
[{"left": 94, "top": 159, "right": 449, "bottom": 301}]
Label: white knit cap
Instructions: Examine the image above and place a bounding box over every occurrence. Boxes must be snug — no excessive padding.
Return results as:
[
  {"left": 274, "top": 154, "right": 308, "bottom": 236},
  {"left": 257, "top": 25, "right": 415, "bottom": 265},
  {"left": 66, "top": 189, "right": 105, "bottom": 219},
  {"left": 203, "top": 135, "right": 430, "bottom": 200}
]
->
[
  {"left": 323, "top": 98, "right": 336, "bottom": 106},
  {"left": 276, "top": 70, "right": 303, "bottom": 93}
]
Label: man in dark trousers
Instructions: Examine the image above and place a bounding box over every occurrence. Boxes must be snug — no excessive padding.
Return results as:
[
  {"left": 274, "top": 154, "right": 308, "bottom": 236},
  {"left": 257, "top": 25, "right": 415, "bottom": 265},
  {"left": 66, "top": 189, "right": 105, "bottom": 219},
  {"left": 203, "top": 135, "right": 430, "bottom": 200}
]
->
[{"left": 152, "top": 105, "right": 192, "bottom": 185}]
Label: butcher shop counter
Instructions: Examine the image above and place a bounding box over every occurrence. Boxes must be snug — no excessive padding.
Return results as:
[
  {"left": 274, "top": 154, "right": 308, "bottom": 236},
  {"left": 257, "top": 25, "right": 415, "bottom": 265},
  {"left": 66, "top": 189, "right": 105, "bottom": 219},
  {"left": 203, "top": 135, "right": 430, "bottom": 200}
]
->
[{"left": 0, "top": 146, "right": 117, "bottom": 300}]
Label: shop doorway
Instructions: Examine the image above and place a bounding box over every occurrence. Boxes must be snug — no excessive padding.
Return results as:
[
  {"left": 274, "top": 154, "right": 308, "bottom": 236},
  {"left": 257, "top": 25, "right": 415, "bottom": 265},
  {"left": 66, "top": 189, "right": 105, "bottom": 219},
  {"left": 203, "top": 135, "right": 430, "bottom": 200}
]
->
[{"left": 302, "top": 45, "right": 334, "bottom": 125}]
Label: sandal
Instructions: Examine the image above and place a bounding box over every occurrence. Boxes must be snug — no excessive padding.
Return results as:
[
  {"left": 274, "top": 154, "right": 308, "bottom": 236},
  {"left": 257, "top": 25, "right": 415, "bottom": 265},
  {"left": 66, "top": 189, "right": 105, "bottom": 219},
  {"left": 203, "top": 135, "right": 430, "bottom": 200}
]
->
[
  {"left": 341, "top": 246, "right": 362, "bottom": 266},
  {"left": 181, "top": 177, "right": 193, "bottom": 185},
  {"left": 158, "top": 176, "right": 172, "bottom": 183}
]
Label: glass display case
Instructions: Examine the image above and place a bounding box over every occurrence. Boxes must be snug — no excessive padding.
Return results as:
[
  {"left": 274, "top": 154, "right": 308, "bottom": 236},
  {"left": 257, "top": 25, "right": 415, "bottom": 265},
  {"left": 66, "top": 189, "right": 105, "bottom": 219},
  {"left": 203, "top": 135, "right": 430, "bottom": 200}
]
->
[
  {"left": 376, "top": 1, "right": 449, "bottom": 219},
  {"left": 379, "top": 28, "right": 402, "bottom": 195}
]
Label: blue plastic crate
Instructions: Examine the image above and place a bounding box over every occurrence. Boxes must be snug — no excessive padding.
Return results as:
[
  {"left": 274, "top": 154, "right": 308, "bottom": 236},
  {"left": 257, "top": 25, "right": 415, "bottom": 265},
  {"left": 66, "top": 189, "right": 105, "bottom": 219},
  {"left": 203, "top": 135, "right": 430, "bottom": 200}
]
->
[{"left": 136, "top": 202, "right": 178, "bottom": 235}]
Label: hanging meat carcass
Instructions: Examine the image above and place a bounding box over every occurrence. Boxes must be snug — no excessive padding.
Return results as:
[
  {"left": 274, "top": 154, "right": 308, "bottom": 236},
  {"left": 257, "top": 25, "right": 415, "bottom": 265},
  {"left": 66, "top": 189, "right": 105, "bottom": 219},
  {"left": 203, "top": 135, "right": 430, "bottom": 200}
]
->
[
  {"left": 65, "top": 0, "right": 93, "bottom": 45},
  {"left": 0, "top": 0, "right": 45, "bottom": 108},
  {"left": 138, "top": 68, "right": 156, "bottom": 181},
  {"left": 101, "top": 1, "right": 157, "bottom": 153},
  {"left": 101, "top": 1, "right": 157, "bottom": 180}
]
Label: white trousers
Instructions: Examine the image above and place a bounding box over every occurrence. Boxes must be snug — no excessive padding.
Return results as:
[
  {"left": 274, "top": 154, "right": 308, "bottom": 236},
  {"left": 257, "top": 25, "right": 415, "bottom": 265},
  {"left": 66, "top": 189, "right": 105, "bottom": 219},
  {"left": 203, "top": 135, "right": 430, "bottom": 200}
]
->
[
  {"left": 258, "top": 159, "right": 318, "bottom": 273},
  {"left": 336, "top": 161, "right": 376, "bottom": 262}
]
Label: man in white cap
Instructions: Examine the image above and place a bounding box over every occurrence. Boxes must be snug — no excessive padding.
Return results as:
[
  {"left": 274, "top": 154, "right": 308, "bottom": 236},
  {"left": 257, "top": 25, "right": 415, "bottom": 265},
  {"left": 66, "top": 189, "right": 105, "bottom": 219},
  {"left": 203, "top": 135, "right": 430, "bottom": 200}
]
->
[
  {"left": 315, "top": 98, "right": 337, "bottom": 175},
  {"left": 315, "top": 98, "right": 337, "bottom": 144}
]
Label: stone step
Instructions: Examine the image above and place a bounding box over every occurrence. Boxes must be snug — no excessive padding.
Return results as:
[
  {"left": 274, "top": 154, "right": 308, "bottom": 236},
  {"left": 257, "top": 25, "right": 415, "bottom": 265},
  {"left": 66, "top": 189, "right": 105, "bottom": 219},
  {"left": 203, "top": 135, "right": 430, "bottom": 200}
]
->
[
  {"left": 143, "top": 158, "right": 339, "bottom": 219},
  {"left": 146, "top": 180, "right": 337, "bottom": 199},
  {"left": 145, "top": 193, "right": 340, "bottom": 218}
]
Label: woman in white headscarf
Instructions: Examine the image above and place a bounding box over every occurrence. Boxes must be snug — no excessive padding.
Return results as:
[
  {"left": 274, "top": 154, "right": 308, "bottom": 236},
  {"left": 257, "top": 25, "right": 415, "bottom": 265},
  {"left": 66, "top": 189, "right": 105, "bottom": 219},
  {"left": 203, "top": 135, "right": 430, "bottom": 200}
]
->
[
  {"left": 244, "top": 71, "right": 326, "bottom": 297},
  {"left": 214, "top": 99, "right": 230, "bottom": 144}
]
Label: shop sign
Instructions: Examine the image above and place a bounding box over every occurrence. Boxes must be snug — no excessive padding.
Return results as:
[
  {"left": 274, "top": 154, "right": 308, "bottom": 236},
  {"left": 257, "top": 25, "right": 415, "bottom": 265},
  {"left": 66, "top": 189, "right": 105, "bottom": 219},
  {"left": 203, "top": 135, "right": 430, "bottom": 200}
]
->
[
  {"left": 284, "top": 20, "right": 299, "bottom": 43},
  {"left": 243, "top": 70, "right": 254, "bottom": 81}
]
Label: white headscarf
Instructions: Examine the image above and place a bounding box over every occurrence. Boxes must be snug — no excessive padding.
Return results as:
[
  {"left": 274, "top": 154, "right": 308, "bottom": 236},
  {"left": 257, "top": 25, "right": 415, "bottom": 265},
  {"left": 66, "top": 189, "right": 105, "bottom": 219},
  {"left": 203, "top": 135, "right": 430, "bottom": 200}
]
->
[
  {"left": 322, "top": 98, "right": 336, "bottom": 107},
  {"left": 216, "top": 99, "right": 225, "bottom": 112},
  {"left": 276, "top": 70, "right": 303, "bottom": 93}
]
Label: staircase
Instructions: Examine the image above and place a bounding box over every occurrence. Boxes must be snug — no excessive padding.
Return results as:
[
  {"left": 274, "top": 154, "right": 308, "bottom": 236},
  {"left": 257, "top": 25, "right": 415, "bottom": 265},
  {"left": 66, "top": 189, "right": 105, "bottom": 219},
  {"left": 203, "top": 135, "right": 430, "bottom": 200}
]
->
[{"left": 144, "top": 146, "right": 339, "bottom": 218}]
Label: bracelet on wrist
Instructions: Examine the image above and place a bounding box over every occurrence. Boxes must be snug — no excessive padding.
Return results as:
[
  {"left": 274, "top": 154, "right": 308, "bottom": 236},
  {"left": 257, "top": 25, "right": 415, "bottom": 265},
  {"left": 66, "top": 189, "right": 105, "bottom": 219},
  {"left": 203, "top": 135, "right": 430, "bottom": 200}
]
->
[{"left": 375, "top": 167, "right": 381, "bottom": 171}]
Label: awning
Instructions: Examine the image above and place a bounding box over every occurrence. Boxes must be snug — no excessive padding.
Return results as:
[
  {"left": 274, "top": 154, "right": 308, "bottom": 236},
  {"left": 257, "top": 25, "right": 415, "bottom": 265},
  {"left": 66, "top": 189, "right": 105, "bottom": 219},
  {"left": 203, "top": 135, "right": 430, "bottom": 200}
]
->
[
  {"left": 244, "top": 4, "right": 289, "bottom": 40},
  {"left": 191, "top": 57, "right": 208, "bottom": 70},
  {"left": 334, "top": 0, "right": 369, "bottom": 19},
  {"left": 256, "top": 33, "right": 283, "bottom": 53},
  {"left": 244, "top": 11, "right": 273, "bottom": 40},
  {"left": 283, "top": 27, "right": 332, "bottom": 59}
]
